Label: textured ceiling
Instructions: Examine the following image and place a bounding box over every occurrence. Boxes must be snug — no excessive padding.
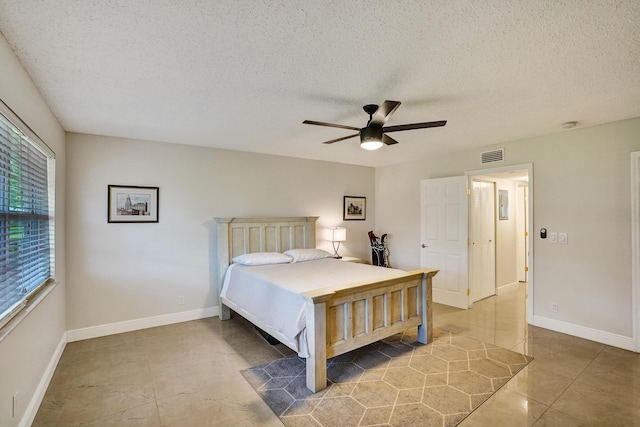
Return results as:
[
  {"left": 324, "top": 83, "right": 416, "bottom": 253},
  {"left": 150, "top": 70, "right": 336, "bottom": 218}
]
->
[{"left": 0, "top": 1, "right": 639, "bottom": 167}]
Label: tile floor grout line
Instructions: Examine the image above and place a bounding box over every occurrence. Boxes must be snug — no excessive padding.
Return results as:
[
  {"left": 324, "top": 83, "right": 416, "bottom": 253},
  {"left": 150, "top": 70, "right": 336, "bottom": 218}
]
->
[{"left": 144, "top": 348, "right": 163, "bottom": 427}]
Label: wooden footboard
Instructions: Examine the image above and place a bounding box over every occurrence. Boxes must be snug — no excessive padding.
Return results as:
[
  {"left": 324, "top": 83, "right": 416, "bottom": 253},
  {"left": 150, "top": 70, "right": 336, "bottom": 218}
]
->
[{"left": 302, "top": 269, "right": 437, "bottom": 392}]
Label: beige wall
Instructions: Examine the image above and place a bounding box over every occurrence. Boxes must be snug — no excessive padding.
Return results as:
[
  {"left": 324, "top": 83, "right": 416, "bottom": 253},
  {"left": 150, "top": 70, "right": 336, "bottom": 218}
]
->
[
  {"left": 65, "top": 133, "right": 375, "bottom": 333},
  {"left": 376, "top": 118, "right": 640, "bottom": 343},
  {"left": 0, "top": 33, "right": 66, "bottom": 426}
]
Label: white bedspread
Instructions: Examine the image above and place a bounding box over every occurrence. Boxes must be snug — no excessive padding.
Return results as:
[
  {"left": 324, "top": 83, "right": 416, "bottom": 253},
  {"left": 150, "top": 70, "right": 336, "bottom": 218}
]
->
[{"left": 220, "top": 258, "right": 407, "bottom": 357}]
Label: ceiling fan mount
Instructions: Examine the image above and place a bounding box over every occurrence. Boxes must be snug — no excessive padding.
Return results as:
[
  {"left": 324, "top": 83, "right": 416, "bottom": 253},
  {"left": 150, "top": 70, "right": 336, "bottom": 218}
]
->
[
  {"left": 362, "top": 104, "right": 379, "bottom": 119},
  {"left": 303, "top": 100, "right": 446, "bottom": 150}
]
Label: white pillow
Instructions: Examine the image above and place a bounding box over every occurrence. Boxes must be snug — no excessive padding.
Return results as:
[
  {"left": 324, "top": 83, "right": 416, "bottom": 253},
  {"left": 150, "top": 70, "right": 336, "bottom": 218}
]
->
[
  {"left": 283, "top": 248, "right": 332, "bottom": 263},
  {"left": 232, "top": 252, "right": 292, "bottom": 266}
]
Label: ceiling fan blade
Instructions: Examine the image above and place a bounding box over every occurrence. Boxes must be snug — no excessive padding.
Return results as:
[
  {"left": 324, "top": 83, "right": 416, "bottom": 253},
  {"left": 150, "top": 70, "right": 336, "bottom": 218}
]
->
[
  {"left": 303, "top": 120, "right": 360, "bottom": 131},
  {"left": 370, "top": 100, "right": 401, "bottom": 127},
  {"left": 383, "top": 120, "right": 447, "bottom": 133},
  {"left": 322, "top": 133, "right": 359, "bottom": 144},
  {"left": 382, "top": 134, "right": 399, "bottom": 145}
]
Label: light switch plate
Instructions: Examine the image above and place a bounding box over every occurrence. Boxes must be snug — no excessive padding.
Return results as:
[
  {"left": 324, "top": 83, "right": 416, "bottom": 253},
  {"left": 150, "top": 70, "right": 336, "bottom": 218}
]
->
[
  {"left": 549, "top": 232, "right": 558, "bottom": 243},
  {"left": 559, "top": 232, "right": 568, "bottom": 244}
]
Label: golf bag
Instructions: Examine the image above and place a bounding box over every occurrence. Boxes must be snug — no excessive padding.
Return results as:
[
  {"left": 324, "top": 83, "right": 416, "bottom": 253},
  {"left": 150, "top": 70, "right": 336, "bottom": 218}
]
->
[{"left": 368, "top": 231, "right": 390, "bottom": 268}]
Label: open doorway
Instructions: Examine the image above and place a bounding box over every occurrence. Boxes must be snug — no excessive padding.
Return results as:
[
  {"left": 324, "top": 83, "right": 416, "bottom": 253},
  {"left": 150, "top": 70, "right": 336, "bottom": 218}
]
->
[
  {"left": 467, "top": 164, "right": 533, "bottom": 324},
  {"left": 419, "top": 164, "right": 533, "bottom": 324}
]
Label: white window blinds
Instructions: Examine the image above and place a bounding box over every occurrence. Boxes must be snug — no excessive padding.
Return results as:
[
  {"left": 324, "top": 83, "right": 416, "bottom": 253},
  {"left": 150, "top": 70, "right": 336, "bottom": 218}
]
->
[{"left": 0, "top": 107, "right": 54, "bottom": 327}]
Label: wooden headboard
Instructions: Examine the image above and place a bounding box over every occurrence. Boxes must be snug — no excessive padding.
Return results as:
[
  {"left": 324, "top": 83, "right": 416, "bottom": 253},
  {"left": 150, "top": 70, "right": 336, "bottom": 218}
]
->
[{"left": 214, "top": 216, "right": 319, "bottom": 293}]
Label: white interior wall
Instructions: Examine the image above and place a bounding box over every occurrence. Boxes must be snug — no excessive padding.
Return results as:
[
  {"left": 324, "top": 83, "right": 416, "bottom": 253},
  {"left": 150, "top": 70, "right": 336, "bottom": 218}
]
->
[
  {"left": 0, "top": 33, "right": 66, "bottom": 427},
  {"left": 65, "top": 133, "right": 375, "bottom": 334},
  {"left": 376, "top": 118, "right": 640, "bottom": 347}
]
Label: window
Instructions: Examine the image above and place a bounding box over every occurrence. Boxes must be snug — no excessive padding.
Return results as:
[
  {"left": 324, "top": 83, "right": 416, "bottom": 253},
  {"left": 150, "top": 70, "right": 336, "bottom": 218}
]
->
[{"left": 0, "top": 104, "right": 54, "bottom": 329}]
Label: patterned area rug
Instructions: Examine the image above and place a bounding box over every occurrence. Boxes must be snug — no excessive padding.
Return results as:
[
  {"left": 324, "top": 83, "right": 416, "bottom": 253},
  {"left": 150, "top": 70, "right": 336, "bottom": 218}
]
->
[{"left": 241, "top": 328, "right": 533, "bottom": 427}]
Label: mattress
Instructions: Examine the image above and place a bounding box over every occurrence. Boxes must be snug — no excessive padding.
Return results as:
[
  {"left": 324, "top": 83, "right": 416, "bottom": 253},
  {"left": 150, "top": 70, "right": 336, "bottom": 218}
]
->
[{"left": 220, "top": 258, "right": 407, "bottom": 357}]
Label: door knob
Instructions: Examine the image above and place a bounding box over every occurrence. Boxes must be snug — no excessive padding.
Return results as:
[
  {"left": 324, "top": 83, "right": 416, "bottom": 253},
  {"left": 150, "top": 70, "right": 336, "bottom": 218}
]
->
[{"left": 421, "top": 244, "right": 428, "bottom": 248}]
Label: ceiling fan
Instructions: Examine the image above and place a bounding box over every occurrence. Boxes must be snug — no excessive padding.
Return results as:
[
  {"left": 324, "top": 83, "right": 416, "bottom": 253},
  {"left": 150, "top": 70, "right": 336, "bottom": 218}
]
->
[{"left": 303, "top": 100, "right": 446, "bottom": 150}]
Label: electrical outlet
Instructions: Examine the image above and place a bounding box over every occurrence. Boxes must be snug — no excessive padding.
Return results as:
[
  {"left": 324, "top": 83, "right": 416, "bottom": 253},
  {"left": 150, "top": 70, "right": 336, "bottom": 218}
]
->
[
  {"left": 559, "top": 232, "right": 568, "bottom": 244},
  {"left": 549, "top": 232, "right": 558, "bottom": 243},
  {"left": 550, "top": 302, "right": 558, "bottom": 313},
  {"left": 178, "top": 295, "right": 185, "bottom": 305}
]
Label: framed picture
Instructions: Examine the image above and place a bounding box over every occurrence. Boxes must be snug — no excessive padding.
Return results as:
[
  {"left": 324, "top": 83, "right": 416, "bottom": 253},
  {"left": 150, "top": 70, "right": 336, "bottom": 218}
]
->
[
  {"left": 498, "top": 189, "right": 509, "bottom": 220},
  {"left": 108, "top": 185, "right": 159, "bottom": 223},
  {"left": 343, "top": 196, "right": 366, "bottom": 221}
]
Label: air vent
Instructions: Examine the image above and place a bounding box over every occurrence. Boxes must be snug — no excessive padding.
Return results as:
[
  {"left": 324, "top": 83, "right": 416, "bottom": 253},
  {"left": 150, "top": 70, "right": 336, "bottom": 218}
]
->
[{"left": 481, "top": 148, "right": 504, "bottom": 164}]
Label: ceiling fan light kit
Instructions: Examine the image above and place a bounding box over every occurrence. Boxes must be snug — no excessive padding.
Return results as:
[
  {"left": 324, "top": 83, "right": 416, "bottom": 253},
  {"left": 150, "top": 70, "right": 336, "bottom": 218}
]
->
[
  {"left": 360, "top": 126, "right": 384, "bottom": 150},
  {"left": 303, "top": 100, "right": 446, "bottom": 150}
]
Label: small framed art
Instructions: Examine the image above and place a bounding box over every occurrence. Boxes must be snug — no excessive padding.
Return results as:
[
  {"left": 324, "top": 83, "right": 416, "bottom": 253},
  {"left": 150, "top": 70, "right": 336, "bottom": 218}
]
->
[
  {"left": 498, "top": 189, "right": 508, "bottom": 220},
  {"left": 108, "top": 185, "right": 159, "bottom": 223},
  {"left": 343, "top": 196, "right": 366, "bottom": 221}
]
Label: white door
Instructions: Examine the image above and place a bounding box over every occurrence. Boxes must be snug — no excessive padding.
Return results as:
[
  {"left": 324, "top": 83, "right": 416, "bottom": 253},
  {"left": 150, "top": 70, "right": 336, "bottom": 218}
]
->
[
  {"left": 420, "top": 176, "right": 469, "bottom": 309},
  {"left": 471, "top": 180, "right": 496, "bottom": 302}
]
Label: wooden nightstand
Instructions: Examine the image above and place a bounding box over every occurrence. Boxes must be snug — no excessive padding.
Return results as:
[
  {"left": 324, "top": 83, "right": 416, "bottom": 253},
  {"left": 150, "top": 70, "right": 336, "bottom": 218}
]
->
[{"left": 338, "top": 256, "right": 362, "bottom": 263}]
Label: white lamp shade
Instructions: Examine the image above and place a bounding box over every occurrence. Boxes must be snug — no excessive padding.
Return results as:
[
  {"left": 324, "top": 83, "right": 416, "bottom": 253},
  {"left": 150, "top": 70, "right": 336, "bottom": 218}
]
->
[
  {"left": 327, "top": 227, "right": 346, "bottom": 242},
  {"left": 361, "top": 140, "right": 384, "bottom": 150}
]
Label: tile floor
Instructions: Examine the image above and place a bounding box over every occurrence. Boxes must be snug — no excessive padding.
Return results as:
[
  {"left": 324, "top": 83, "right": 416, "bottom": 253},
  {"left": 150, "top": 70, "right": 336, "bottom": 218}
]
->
[{"left": 33, "top": 283, "right": 640, "bottom": 426}]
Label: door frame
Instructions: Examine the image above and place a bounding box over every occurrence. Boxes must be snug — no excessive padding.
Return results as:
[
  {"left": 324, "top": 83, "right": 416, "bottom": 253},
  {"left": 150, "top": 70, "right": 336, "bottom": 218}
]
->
[
  {"left": 466, "top": 163, "right": 534, "bottom": 325},
  {"left": 516, "top": 183, "right": 529, "bottom": 282},
  {"left": 631, "top": 152, "right": 640, "bottom": 352}
]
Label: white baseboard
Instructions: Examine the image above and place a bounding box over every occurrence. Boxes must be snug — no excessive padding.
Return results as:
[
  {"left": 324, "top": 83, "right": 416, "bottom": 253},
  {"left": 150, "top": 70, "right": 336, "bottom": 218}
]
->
[
  {"left": 20, "top": 333, "right": 66, "bottom": 427},
  {"left": 533, "top": 314, "right": 637, "bottom": 352},
  {"left": 66, "top": 307, "right": 219, "bottom": 342},
  {"left": 497, "top": 281, "right": 521, "bottom": 294}
]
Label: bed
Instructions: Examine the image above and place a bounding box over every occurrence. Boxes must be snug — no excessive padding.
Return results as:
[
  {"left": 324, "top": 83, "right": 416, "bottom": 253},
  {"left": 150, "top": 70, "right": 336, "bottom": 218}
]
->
[{"left": 215, "top": 216, "right": 438, "bottom": 392}]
